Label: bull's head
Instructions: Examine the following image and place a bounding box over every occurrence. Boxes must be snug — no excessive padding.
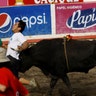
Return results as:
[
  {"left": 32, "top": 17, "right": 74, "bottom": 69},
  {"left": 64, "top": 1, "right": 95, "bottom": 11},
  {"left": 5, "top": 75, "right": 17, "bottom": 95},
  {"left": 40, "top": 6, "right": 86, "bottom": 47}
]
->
[{"left": 19, "top": 47, "right": 34, "bottom": 72}]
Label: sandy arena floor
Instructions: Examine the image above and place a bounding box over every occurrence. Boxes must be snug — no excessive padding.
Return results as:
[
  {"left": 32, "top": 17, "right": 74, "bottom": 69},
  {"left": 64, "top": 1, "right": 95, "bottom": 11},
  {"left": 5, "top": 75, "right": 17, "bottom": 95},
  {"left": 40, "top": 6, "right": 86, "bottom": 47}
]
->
[{"left": 19, "top": 66, "right": 96, "bottom": 96}]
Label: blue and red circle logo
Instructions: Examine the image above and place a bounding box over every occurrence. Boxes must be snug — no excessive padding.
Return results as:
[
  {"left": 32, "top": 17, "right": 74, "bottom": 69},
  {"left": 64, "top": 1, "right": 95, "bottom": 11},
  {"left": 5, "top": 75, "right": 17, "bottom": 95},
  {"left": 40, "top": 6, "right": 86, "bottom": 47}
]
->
[{"left": 0, "top": 13, "right": 12, "bottom": 33}]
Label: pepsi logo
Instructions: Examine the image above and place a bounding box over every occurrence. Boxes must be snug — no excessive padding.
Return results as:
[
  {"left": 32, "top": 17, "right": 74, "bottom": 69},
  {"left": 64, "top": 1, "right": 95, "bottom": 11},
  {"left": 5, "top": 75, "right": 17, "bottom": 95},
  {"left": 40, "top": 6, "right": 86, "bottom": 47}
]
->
[{"left": 0, "top": 13, "right": 12, "bottom": 33}]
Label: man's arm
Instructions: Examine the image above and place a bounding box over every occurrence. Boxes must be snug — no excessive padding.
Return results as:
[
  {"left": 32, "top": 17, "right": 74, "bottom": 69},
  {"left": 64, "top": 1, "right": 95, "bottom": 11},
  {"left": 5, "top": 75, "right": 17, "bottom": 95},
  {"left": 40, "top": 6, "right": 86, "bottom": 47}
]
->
[
  {"left": 18, "top": 41, "right": 29, "bottom": 51},
  {"left": 0, "top": 84, "right": 6, "bottom": 92},
  {"left": 16, "top": 77, "right": 30, "bottom": 96},
  {"left": 1, "top": 43, "right": 8, "bottom": 49}
]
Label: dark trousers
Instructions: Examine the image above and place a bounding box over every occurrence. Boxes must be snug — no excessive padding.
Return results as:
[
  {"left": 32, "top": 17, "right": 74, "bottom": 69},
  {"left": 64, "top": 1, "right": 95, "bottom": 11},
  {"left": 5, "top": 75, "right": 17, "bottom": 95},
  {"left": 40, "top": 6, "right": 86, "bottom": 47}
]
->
[{"left": 7, "top": 55, "right": 21, "bottom": 78}]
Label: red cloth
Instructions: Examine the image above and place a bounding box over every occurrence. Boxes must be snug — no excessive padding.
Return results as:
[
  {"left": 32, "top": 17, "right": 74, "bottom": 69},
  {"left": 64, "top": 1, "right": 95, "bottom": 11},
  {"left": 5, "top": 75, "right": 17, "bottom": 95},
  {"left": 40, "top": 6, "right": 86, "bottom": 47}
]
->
[{"left": 0, "top": 67, "right": 29, "bottom": 96}]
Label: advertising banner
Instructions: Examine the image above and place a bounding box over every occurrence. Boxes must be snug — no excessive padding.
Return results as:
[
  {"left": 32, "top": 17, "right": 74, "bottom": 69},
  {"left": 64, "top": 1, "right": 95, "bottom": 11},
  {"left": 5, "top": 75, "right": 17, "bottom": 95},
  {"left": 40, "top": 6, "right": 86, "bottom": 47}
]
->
[
  {"left": 27, "top": 0, "right": 83, "bottom": 4},
  {"left": 56, "top": 3, "right": 96, "bottom": 34},
  {"left": 8, "top": 0, "right": 16, "bottom": 6},
  {"left": 8, "top": 0, "right": 83, "bottom": 6},
  {"left": 0, "top": 0, "right": 8, "bottom": 6},
  {"left": 0, "top": 5, "right": 51, "bottom": 38}
]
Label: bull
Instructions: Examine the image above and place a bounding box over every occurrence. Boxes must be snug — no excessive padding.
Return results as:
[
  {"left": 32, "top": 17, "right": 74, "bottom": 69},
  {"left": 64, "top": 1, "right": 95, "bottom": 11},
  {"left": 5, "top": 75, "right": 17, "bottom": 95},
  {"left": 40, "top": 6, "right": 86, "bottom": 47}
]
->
[
  {"left": 0, "top": 38, "right": 96, "bottom": 96},
  {"left": 19, "top": 38, "right": 96, "bottom": 96}
]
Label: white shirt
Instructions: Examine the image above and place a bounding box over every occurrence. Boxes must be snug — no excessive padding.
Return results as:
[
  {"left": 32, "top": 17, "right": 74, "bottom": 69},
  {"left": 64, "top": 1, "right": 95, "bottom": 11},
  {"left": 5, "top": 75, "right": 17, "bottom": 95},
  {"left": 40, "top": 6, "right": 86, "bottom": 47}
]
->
[{"left": 6, "top": 32, "right": 27, "bottom": 60}]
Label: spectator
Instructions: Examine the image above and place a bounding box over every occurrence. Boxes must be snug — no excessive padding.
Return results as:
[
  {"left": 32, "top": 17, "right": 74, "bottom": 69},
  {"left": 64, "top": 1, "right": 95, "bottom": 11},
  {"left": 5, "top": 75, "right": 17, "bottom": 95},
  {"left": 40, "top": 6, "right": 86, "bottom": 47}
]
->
[{"left": 0, "top": 67, "right": 30, "bottom": 96}]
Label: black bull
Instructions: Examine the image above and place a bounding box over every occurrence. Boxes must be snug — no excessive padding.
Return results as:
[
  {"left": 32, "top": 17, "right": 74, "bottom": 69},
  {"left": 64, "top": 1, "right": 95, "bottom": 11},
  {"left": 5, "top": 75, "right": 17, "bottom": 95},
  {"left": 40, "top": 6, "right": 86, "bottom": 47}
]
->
[{"left": 1, "top": 38, "right": 96, "bottom": 96}]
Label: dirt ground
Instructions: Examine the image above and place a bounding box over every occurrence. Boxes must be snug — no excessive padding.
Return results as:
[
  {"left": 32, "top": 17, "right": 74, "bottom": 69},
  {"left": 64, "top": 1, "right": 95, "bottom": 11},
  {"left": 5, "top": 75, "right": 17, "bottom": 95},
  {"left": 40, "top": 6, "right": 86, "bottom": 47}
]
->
[{"left": 19, "top": 66, "right": 96, "bottom": 96}]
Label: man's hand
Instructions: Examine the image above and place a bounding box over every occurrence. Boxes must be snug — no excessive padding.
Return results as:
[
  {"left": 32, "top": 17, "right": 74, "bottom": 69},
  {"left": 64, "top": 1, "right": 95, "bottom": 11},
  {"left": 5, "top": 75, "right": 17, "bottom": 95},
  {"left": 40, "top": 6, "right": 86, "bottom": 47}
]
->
[
  {"left": 0, "top": 84, "right": 6, "bottom": 92},
  {"left": 2, "top": 43, "right": 8, "bottom": 49},
  {"left": 18, "top": 46, "right": 23, "bottom": 52}
]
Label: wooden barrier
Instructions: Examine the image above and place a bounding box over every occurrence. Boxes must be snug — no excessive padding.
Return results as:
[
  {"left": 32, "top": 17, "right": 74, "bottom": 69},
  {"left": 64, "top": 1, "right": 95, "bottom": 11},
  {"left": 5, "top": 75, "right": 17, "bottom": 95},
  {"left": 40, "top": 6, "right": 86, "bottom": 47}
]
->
[{"left": 2, "top": 35, "right": 96, "bottom": 45}]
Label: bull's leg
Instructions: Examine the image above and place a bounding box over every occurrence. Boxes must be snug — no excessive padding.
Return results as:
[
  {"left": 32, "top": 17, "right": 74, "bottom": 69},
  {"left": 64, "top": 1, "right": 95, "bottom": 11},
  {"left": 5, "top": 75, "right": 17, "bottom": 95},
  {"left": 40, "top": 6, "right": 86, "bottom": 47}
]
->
[
  {"left": 62, "top": 74, "right": 76, "bottom": 96},
  {"left": 46, "top": 76, "right": 58, "bottom": 96}
]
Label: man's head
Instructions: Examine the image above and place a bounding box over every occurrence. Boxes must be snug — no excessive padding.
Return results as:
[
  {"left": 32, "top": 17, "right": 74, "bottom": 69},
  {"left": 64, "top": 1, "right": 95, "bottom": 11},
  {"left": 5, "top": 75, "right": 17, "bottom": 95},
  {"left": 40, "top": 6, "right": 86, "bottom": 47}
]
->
[
  {"left": 12, "top": 20, "right": 26, "bottom": 33},
  {"left": 18, "top": 20, "right": 26, "bottom": 32}
]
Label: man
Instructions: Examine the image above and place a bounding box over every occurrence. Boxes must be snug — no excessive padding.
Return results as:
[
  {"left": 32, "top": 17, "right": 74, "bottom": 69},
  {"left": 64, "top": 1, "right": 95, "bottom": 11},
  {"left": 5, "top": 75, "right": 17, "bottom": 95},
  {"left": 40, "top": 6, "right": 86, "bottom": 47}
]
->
[
  {"left": 4, "top": 20, "right": 38, "bottom": 87},
  {"left": 6, "top": 20, "right": 28, "bottom": 78},
  {"left": 0, "top": 67, "right": 30, "bottom": 96}
]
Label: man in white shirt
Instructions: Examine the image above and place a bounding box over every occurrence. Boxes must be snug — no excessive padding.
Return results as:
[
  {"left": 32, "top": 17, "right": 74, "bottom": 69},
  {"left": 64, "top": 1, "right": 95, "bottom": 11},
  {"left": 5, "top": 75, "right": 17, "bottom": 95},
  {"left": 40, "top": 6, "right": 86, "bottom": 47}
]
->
[
  {"left": 6, "top": 20, "right": 29, "bottom": 78},
  {"left": 2, "top": 23, "right": 39, "bottom": 87}
]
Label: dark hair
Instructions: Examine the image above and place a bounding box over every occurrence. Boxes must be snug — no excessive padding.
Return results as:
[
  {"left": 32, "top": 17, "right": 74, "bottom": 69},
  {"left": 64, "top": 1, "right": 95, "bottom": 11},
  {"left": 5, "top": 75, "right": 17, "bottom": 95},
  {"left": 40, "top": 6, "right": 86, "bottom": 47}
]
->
[{"left": 18, "top": 20, "right": 26, "bottom": 32}]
